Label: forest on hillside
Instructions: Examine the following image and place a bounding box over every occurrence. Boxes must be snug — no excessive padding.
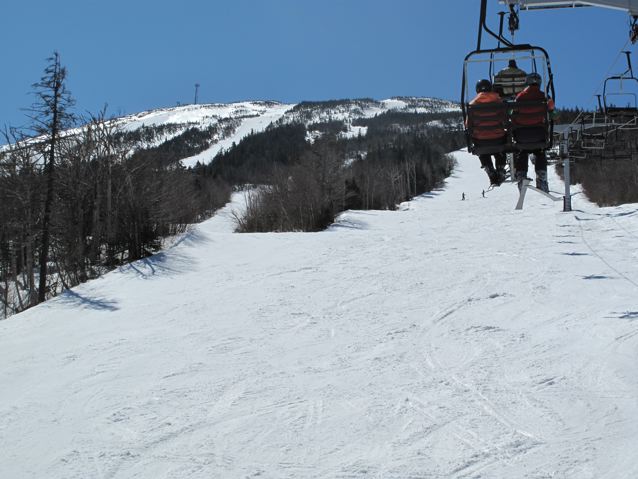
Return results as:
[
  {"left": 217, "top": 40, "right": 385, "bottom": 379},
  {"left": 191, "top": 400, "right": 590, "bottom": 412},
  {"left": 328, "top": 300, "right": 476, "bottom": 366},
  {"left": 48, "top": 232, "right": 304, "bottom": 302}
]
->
[
  {"left": 197, "top": 109, "right": 464, "bottom": 232},
  {"left": 0, "top": 115, "right": 231, "bottom": 318}
]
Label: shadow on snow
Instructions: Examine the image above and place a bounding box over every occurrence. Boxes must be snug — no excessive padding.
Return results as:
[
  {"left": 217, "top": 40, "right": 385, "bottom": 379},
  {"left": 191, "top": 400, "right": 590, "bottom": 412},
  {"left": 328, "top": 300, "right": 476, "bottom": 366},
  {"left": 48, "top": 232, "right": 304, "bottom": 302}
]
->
[{"left": 58, "top": 289, "right": 119, "bottom": 312}]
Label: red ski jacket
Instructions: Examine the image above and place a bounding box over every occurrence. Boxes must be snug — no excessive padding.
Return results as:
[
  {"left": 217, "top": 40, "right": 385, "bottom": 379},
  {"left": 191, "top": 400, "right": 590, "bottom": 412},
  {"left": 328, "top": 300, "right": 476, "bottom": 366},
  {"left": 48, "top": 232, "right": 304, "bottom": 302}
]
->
[{"left": 514, "top": 86, "right": 555, "bottom": 127}]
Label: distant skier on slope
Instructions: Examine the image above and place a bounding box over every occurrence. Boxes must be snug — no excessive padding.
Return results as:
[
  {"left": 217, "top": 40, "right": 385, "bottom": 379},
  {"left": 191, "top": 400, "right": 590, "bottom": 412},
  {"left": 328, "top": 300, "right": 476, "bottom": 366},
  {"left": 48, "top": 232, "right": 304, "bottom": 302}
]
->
[
  {"left": 467, "top": 79, "right": 508, "bottom": 187},
  {"left": 512, "top": 72, "right": 555, "bottom": 193}
]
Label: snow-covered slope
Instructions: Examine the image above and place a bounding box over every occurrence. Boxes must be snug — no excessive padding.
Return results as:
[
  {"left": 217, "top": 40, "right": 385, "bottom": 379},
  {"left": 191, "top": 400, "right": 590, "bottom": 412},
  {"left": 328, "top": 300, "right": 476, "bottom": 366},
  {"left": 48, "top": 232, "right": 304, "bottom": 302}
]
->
[
  {"left": 106, "top": 97, "right": 460, "bottom": 168},
  {"left": 276, "top": 97, "right": 459, "bottom": 126},
  {"left": 111, "top": 101, "right": 295, "bottom": 168},
  {"left": 2, "top": 153, "right": 637, "bottom": 478}
]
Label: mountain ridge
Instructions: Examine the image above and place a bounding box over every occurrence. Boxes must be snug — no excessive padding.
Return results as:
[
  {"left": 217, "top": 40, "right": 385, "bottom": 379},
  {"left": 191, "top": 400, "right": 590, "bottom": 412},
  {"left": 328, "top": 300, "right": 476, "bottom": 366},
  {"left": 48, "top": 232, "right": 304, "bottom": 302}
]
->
[{"left": 109, "top": 96, "right": 461, "bottom": 167}]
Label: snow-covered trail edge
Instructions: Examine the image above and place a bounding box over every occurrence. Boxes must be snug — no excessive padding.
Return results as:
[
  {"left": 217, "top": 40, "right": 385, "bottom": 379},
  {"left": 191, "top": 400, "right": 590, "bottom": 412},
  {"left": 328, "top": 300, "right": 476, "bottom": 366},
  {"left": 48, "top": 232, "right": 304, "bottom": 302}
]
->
[
  {"left": 1, "top": 151, "right": 638, "bottom": 479},
  {"left": 180, "top": 103, "right": 293, "bottom": 168}
]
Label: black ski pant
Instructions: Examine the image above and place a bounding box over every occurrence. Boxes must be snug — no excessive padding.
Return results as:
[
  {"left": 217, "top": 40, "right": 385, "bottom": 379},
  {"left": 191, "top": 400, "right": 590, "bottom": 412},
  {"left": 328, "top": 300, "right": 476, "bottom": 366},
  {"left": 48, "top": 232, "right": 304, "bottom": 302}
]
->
[
  {"left": 479, "top": 153, "right": 506, "bottom": 170},
  {"left": 515, "top": 149, "right": 547, "bottom": 175},
  {"left": 513, "top": 126, "right": 548, "bottom": 175},
  {"left": 473, "top": 137, "right": 506, "bottom": 171}
]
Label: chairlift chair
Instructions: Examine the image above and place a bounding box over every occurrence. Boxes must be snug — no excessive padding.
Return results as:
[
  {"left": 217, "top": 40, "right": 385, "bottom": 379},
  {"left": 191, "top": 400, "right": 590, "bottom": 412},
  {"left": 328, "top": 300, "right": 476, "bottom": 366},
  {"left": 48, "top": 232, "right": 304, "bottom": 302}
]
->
[
  {"left": 462, "top": 45, "right": 556, "bottom": 156},
  {"left": 603, "top": 51, "right": 638, "bottom": 123}
]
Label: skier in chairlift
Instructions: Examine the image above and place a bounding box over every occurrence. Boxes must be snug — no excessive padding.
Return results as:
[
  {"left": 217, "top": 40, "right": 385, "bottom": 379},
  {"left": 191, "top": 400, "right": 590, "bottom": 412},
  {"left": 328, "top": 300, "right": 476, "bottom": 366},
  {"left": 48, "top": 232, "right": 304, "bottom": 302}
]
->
[
  {"left": 512, "top": 72, "right": 555, "bottom": 193},
  {"left": 494, "top": 59, "right": 528, "bottom": 99},
  {"left": 468, "top": 79, "right": 507, "bottom": 187}
]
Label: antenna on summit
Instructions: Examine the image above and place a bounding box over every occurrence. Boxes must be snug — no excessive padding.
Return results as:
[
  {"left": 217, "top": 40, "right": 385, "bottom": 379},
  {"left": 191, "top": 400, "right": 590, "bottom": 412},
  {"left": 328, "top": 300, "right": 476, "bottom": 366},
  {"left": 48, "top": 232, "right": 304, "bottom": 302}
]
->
[{"left": 194, "top": 83, "right": 200, "bottom": 104}]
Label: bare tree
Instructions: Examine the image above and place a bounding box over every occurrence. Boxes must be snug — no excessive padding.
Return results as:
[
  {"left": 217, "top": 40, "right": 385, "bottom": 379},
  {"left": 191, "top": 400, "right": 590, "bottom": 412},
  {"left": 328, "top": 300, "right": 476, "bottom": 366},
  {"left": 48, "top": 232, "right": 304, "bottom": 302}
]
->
[
  {"left": 0, "top": 129, "right": 41, "bottom": 315},
  {"left": 27, "top": 52, "right": 75, "bottom": 303}
]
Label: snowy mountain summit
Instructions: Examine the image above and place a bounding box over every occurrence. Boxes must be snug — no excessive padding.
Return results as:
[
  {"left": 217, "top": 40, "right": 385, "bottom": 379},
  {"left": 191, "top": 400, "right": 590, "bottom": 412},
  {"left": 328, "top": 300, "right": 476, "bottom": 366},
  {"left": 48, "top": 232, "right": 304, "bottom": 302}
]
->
[
  {"left": 1, "top": 149, "right": 638, "bottom": 478},
  {"left": 111, "top": 97, "right": 460, "bottom": 167}
]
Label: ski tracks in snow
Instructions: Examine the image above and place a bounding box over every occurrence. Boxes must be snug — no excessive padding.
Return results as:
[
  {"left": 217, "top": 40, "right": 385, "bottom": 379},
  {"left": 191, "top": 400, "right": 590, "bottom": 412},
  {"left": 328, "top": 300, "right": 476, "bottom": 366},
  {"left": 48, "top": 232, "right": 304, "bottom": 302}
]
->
[{"left": 574, "top": 211, "right": 638, "bottom": 289}]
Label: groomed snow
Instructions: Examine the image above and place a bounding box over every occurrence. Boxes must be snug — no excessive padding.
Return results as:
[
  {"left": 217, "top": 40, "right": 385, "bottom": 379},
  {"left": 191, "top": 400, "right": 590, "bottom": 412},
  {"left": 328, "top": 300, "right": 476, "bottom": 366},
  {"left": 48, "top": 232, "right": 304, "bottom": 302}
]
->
[{"left": 1, "top": 151, "right": 637, "bottom": 478}]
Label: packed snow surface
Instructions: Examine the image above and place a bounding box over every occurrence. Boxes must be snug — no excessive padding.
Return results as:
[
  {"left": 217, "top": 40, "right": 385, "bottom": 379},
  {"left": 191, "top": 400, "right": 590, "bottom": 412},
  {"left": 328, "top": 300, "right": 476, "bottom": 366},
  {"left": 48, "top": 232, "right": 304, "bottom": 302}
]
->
[{"left": 2, "top": 151, "right": 638, "bottom": 478}]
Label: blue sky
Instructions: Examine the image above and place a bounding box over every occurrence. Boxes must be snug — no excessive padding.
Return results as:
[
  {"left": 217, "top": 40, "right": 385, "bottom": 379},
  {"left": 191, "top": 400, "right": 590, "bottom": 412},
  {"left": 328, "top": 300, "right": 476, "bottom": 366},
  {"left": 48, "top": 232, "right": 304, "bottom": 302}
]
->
[{"left": 1, "top": 0, "right": 634, "bottom": 129}]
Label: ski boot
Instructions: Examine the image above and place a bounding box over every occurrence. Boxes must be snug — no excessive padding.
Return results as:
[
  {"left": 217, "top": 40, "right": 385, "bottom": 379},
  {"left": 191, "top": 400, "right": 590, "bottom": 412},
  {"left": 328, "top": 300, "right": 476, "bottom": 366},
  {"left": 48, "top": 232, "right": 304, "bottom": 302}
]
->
[
  {"left": 536, "top": 170, "right": 549, "bottom": 193},
  {"left": 484, "top": 165, "right": 501, "bottom": 187},
  {"left": 515, "top": 171, "right": 528, "bottom": 192},
  {"left": 495, "top": 166, "right": 507, "bottom": 185}
]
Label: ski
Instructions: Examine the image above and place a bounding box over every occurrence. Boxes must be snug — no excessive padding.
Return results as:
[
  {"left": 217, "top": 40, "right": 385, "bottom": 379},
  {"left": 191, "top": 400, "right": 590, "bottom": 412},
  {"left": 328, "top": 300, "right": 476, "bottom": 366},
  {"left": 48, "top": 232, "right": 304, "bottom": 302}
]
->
[
  {"left": 516, "top": 180, "right": 562, "bottom": 209},
  {"left": 526, "top": 185, "right": 562, "bottom": 201},
  {"left": 515, "top": 179, "right": 531, "bottom": 210}
]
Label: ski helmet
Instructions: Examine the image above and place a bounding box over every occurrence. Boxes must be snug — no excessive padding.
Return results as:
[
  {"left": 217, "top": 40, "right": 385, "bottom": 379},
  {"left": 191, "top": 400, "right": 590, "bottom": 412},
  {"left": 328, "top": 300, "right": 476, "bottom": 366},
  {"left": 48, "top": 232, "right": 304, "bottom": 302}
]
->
[
  {"left": 475, "top": 79, "right": 492, "bottom": 93},
  {"left": 526, "top": 72, "right": 542, "bottom": 86}
]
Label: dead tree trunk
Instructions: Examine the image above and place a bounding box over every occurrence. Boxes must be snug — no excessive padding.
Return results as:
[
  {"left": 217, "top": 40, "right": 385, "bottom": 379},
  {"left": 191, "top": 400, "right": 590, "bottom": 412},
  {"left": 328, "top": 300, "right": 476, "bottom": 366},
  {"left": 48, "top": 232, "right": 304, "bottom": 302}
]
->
[{"left": 28, "top": 52, "right": 75, "bottom": 304}]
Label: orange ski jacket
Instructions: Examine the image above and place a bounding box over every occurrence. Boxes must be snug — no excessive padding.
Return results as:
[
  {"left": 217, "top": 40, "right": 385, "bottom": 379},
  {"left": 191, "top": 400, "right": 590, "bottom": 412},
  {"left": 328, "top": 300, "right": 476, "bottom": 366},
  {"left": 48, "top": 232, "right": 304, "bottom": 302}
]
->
[{"left": 467, "top": 92, "right": 507, "bottom": 140}]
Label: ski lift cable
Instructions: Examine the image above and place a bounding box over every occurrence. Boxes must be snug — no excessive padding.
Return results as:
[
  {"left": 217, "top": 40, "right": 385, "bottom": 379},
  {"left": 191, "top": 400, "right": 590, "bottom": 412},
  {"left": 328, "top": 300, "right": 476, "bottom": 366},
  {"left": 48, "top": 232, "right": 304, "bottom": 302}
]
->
[{"left": 591, "top": 39, "right": 633, "bottom": 101}]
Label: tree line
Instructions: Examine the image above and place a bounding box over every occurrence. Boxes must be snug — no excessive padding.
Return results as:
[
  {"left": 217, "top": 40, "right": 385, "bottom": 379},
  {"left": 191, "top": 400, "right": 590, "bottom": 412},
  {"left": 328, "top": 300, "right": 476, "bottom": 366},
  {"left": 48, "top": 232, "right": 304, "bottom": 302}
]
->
[
  {"left": 556, "top": 153, "right": 638, "bottom": 207},
  {"left": 204, "top": 111, "right": 464, "bottom": 232},
  {"left": 0, "top": 54, "right": 230, "bottom": 318},
  {"left": 554, "top": 119, "right": 638, "bottom": 206}
]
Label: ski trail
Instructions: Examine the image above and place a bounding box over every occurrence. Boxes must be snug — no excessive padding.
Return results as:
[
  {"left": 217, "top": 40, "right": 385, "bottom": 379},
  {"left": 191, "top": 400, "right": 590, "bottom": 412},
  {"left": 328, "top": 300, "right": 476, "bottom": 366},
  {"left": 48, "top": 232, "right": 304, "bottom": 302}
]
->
[{"left": 1, "top": 151, "right": 638, "bottom": 478}]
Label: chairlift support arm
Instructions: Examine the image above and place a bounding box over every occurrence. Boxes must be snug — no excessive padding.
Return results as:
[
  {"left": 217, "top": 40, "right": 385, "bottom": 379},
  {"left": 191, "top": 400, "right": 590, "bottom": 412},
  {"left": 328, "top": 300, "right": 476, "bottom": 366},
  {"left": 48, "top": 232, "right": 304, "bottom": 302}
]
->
[
  {"left": 501, "top": 0, "right": 638, "bottom": 15},
  {"left": 478, "top": 0, "right": 516, "bottom": 50},
  {"left": 501, "top": 0, "right": 638, "bottom": 41},
  {"left": 624, "top": 50, "right": 634, "bottom": 76}
]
